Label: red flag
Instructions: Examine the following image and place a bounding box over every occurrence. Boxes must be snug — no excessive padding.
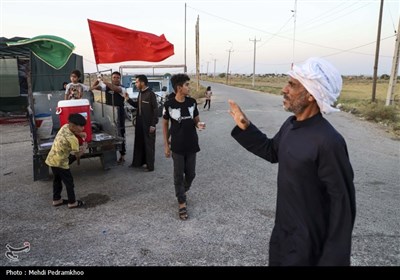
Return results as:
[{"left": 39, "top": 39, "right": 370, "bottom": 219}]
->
[{"left": 87, "top": 19, "right": 174, "bottom": 64}]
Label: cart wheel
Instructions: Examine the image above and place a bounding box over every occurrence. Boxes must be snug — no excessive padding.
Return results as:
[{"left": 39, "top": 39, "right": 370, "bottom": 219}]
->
[{"left": 125, "top": 108, "right": 132, "bottom": 121}]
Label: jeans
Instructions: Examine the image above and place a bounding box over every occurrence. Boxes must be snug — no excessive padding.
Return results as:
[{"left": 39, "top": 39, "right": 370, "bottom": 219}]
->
[{"left": 172, "top": 152, "right": 196, "bottom": 204}]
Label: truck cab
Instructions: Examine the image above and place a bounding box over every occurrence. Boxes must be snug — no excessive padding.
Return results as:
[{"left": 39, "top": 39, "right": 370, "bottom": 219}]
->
[{"left": 124, "top": 75, "right": 173, "bottom": 120}]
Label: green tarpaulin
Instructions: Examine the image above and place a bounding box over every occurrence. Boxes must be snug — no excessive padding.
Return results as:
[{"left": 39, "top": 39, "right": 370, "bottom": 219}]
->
[{"left": 6, "top": 35, "right": 75, "bottom": 70}]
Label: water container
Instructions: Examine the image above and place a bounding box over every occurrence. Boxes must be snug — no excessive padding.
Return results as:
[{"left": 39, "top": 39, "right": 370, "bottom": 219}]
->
[
  {"left": 35, "top": 113, "right": 53, "bottom": 139},
  {"left": 56, "top": 99, "right": 92, "bottom": 143}
]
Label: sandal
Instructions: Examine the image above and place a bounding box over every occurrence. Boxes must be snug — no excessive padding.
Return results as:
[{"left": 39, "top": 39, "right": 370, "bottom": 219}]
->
[
  {"left": 68, "top": 200, "right": 86, "bottom": 209},
  {"left": 117, "top": 157, "right": 125, "bottom": 165},
  {"left": 53, "top": 199, "right": 68, "bottom": 207},
  {"left": 117, "top": 158, "right": 125, "bottom": 165},
  {"left": 178, "top": 207, "right": 188, "bottom": 220}
]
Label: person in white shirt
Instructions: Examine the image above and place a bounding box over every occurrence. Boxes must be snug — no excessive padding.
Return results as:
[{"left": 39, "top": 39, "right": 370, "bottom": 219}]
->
[
  {"left": 64, "top": 70, "right": 90, "bottom": 100},
  {"left": 203, "top": 86, "right": 212, "bottom": 111}
]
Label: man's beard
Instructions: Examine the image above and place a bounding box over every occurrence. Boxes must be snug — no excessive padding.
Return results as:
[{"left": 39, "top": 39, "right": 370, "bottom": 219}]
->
[{"left": 283, "top": 90, "right": 309, "bottom": 115}]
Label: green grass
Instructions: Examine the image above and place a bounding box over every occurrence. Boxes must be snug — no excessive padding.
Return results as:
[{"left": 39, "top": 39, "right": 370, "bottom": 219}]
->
[{"left": 189, "top": 80, "right": 206, "bottom": 102}]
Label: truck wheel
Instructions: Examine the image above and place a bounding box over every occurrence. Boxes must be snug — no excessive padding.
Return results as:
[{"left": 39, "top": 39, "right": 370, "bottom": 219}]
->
[
  {"left": 125, "top": 108, "right": 132, "bottom": 121},
  {"left": 158, "top": 106, "right": 163, "bottom": 117}
]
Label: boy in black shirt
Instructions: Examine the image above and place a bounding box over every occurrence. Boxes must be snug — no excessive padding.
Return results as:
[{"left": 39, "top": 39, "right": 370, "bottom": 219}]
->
[{"left": 162, "top": 74, "right": 205, "bottom": 220}]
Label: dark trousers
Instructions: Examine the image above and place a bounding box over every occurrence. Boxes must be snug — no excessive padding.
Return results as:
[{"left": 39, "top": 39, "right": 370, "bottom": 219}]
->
[
  {"left": 172, "top": 152, "right": 196, "bottom": 204},
  {"left": 132, "top": 115, "right": 156, "bottom": 170},
  {"left": 117, "top": 106, "right": 126, "bottom": 156},
  {"left": 204, "top": 99, "right": 211, "bottom": 109},
  {"left": 51, "top": 167, "right": 76, "bottom": 204}
]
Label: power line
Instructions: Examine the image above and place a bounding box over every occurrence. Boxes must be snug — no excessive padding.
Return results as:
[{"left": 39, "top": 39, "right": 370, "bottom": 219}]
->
[
  {"left": 386, "top": 1, "right": 398, "bottom": 34},
  {"left": 186, "top": 4, "right": 388, "bottom": 56},
  {"left": 291, "top": 2, "right": 371, "bottom": 35},
  {"left": 284, "top": 1, "right": 364, "bottom": 34},
  {"left": 257, "top": 35, "right": 395, "bottom": 67},
  {"left": 322, "top": 35, "right": 395, "bottom": 58},
  {"left": 257, "top": 15, "right": 293, "bottom": 49},
  {"left": 295, "top": 35, "right": 394, "bottom": 57},
  {"left": 290, "top": 0, "right": 348, "bottom": 28}
]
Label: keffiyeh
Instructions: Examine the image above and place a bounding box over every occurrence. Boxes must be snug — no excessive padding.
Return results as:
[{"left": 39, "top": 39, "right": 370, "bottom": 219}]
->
[{"left": 288, "top": 57, "right": 342, "bottom": 114}]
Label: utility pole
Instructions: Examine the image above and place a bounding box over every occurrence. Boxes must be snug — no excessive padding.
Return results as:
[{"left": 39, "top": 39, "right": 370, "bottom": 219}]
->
[
  {"left": 213, "top": 59, "right": 217, "bottom": 78},
  {"left": 195, "top": 15, "right": 200, "bottom": 91},
  {"left": 291, "top": 0, "right": 298, "bottom": 69},
  {"left": 386, "top": 18, "right": 400, "bottom": 106},
  {"left": 209, "top": 53, "right": 216, "bottom": 78},
  {"left": 226, "top": 41, "right": 233, "bottom": 85},
  {"left": 372, "top": 0, "right": 384, "bottom": 102},
  {"left": 250, "top": 36, "right": 261, "bottom": 87},
  {"left": 206, "top": 61, "right": 209, "bottom": 77},
  {"left": 184, "top": 3, "right": 187, "bottom": 73}
]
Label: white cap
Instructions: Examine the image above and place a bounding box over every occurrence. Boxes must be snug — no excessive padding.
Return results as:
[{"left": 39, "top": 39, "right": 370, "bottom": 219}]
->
[{"left": 288, "top": 57, "right": 342, "bottom": 114}]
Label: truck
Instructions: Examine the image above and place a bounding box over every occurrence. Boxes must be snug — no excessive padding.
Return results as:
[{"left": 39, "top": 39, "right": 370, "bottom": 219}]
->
[
  {"left": 118, "top": 64, "right": 185, "bottom": 124},
  {"left": 0, "top": 38, "right": 123, "bottom": 181},
  {"left": 124, "top": 74, "right": 173, "bottom": 122},
  {"left": 29, "top": 90, "right": 124, "bottom": 181}
]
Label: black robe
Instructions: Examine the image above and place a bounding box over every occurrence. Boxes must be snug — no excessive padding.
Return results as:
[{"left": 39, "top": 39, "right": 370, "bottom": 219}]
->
[
  {"left": 127, "top": 88, "right": 158, "bottom": 169},
  {"left": 232, "top": 113, "right": 356, "bottom": 266}
]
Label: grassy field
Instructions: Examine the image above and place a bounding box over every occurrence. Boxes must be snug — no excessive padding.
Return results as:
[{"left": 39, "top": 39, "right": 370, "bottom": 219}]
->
[{"left": 202, "top": 75, "right": 400, "bottom": 137}]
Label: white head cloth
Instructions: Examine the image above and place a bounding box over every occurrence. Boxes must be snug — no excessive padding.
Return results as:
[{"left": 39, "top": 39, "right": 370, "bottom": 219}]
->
[{"left": 287, "top": 57, "right": 342, "bottom": 114}]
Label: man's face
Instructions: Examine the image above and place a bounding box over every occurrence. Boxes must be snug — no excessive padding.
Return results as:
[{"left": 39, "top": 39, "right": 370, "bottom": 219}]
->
[
  {"left": 281, "top": 77, "right": 311, "bottom": 115},
  {"left": 111, "top": 74, "right": 121, "bottom": 86},
  {"left": 135, "top": 78, "right": 144, "bottom": 91}
]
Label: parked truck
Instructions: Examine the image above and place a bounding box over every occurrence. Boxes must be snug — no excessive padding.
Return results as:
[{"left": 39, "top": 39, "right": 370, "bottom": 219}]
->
[
  {"left": 125, "top": 74, "right": 172, "bottom": 120},
  {"left": 119, "top": 65, "right": 185, "bottom": 123},
  {"left": 0, "top": 38, "right": 123, "bottom": 181},
  {"left": 29, "top": 90, "right": 123, "bottom": 181}
]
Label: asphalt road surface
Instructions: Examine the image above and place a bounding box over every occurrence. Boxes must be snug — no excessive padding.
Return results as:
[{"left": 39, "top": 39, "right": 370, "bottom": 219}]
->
[{"left": 1, "top": 81, "right": 399, "bottom": 266}]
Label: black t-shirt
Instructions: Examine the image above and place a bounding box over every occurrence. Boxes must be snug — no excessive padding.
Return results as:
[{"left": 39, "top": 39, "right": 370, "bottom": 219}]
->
[
  {"left": 163, "top": 96, "right": 200, "bottom": 155},
  {"left": 105, "top": 86, "right": 125, "bottom": 107}
]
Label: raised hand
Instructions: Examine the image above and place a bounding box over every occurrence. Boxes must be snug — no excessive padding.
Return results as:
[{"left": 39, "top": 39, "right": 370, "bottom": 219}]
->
[{"left": 228, "top": 99, "right": 250, "bottom": 130}]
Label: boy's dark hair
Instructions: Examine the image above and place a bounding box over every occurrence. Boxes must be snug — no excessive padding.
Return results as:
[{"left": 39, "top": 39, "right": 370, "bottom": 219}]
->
[
  {"left": 206, "top": 86, "right": 211, "bottom": 91},
  {"left": 135, "top": 74, "right": 148, "bottom": 85},
  {"left": 71, "top": 70, "right": 81, "bottom": 79},
  {"left": 171, "top": 74, "right": 190, "bottom": 92},
  {"left": 68, "top": 113, "right": 86, "bottom": 126},
  {"left": 112, "top": 71, "right": 121, "bottom": 77}
]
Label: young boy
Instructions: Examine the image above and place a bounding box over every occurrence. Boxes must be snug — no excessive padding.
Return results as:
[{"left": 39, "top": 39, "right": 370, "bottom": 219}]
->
[
  {"left": 64, "top": 70, "right": 90, "bottom": 100},
  {"left": 45, "top": 113, "right": 87, "bottom": 209},
  {"left": 162, "top": 74, "right": 205, "bottom": 220}
]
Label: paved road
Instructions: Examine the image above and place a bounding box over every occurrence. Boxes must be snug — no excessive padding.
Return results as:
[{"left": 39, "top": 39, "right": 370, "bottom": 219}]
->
[{"left": 1, "top": 81, "right": 399, "bottom": 266}]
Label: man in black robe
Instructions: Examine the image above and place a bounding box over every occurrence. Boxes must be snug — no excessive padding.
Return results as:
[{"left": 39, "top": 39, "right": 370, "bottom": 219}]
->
[
  {"left": 229, "top": 57, "right": 356, "bottom": 266},
  {"left": 126, "top": 75, "right": 158, "bottom": 171}
]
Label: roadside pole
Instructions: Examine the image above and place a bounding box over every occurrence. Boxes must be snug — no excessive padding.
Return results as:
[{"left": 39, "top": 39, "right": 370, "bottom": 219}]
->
[
  {"left": 372, "top": 0, "right": 384, "bottom": 102},
  {"left": 386, "top": 18, "right": 400, "bottom": 106}
]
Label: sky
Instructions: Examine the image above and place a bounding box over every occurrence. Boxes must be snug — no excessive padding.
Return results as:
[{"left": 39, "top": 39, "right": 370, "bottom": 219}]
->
[{"left": 1, "top": 0, "right": 399, "bottom": 75}]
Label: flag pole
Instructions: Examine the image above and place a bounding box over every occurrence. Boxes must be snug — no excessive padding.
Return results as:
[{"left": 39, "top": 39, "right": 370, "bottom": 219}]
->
[{"left": 96, "top": 64, "right": 104, "bottom": 117}]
